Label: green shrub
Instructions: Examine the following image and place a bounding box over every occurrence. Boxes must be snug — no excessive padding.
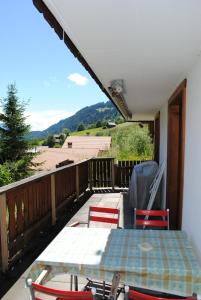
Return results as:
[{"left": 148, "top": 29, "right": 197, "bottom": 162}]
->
[
  {"left": 129, "top": 130, "right": 153, "bottom": 157},
  {"left": 96, "top": 131, "right": 103, "bottom": 136},
  {"left": 98, "top": 123, "right": 153, "bottom": 160},
  {"left": 0, "top": 163, "right": 13, "bottom": 186},
  {"left": 77, "top": 123, "right": 85, "bottom": 131}
]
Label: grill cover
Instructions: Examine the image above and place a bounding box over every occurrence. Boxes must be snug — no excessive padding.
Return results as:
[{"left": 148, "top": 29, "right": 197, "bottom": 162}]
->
[{"left": 128, "top": 161, "right": 159, "bottom": 209}]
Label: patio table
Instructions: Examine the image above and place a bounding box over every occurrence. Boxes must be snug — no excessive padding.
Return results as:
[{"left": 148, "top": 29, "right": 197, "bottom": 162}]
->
[{"left": 28, "top": 227, "right": 201, "bottom": 297}]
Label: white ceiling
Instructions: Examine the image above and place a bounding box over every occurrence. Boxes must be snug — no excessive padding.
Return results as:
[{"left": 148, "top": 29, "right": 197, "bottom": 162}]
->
[{"left": 44, "top": 0, "right": 201, "bottom": 119}]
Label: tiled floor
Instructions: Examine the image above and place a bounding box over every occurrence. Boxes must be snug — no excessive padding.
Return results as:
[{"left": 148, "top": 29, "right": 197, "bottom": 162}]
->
[{"left": 2, "top": 192, "right": 127, "bottom": 300}]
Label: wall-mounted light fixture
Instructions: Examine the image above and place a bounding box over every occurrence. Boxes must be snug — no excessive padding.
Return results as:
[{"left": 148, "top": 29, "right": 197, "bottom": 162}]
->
[
  {"left": 108, "top": 79, "right": 132, "bottom": 119},
  {"left": 109, "top": 79, "right": 125, "bottom": 95}
]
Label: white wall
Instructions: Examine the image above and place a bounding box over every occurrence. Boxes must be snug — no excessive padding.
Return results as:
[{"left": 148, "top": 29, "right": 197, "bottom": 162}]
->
[
  {"left": 182, "top": 57, "right": 201, "bottom": 262},
  {"left": 159, "top": 57, "right": 201, "bottom": 262}
]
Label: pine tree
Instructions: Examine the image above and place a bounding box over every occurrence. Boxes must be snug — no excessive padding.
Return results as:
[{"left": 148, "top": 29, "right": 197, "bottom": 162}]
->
[
  {"left": 77, "top": 123, "right": 85, "bottom": 131},
  {"left": 0, "top": 84, "right": 30, "bottom": 161},
  {"left": 0, "top": 84, "right": 35, "bottom": 181}
]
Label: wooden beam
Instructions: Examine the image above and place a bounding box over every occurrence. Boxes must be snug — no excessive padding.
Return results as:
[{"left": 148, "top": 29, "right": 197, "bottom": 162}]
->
[
  {"left": 166, "top": 79, "right": 186, "bottom": 229},
  {"left": 111, "top": 159, "right": 115, "bottom": 190},
  {"left": 154, "top": 111, "right": 160, "bottom": 163},
  {"left": 76, "top": 165, "right": 79, "bottom": 201},
  {"left": 0, "top": 193, "right": 9, "bottom": 272},
  {"left": 168, "top": 79, "right": 187, "bottom": 105},
  {"left": 51, "top": 174, "right": 56, "bottom": 225}
]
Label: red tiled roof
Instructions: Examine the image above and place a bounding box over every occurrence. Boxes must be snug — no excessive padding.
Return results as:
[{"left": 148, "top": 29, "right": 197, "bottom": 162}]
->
[
  {"left": 33, "top": 137, "right": 111, "bottom": 171},
  {"left": 33, "top": 147, "right": 99, "bottom": 171},
  {"left": 62, "top": 136, "right": 111, "bottom": 150}
]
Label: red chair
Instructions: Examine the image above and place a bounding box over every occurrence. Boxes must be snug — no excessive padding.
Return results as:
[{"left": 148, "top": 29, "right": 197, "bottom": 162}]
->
[
  {"left": 134, "top": 208, "right": 169, "bottom": 229},
  {"left": 26, "top": 278, "right": 96, "bottom": 300},
  {"left": 87, "top": 206, "right": 120, "bottom": 298},
  {"left": 88, "top": 206, "right": 120, "bottom": 227},
  {"left": 124, "top": 286, "right": 196, "bottom": 300}
]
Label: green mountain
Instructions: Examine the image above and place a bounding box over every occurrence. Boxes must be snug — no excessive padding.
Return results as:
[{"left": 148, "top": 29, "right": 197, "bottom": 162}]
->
[{"left": 27, "top": 101, "right": 120, "bottom": 139}]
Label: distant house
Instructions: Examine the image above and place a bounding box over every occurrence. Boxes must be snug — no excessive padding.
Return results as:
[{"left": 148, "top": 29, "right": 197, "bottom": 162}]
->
[
  {"left": 53, "top": 134, "right": 60, "bottom": 143},
  {"left": 53, "top": 134, "right": 65, "bottom": 144},
  {"left": 106, "top": 122, "right": 116, "bottom": 128}
]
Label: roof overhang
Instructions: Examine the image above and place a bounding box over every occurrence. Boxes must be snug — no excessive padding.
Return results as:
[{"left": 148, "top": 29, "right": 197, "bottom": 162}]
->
[{"left": 33, "top": 0, "right": 201, "bottom": 121}]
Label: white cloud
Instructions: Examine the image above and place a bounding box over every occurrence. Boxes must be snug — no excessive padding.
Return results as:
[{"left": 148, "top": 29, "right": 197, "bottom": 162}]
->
[
  {"left": 26, "top": 110, "right": 74, "bottom": 131},
  {"left": 67, "top": 73, "right": 88, "bottom": 86}
]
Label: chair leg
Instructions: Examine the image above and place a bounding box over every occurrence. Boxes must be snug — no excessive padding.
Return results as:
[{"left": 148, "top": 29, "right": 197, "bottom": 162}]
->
[
  {"left": 70, "top": 275, "right": 73, "bottom": 291},
  {"left": 74, "top": 275, "right": 78, "bottom": 291},
  {"left": 103, "top": 280, "right": 106, "bottom": 299},
  {"left": 26, "top": 278, "right": 35, "bottom": 300}
]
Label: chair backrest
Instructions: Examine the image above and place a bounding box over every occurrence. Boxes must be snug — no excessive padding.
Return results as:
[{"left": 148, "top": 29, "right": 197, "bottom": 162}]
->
[
  {"left": 134, "top": 208, "right": 169, "bottom": 229},
  {"left": 88, "top": 206, "right": 120, "bottom": 227},
  {"left": 26, "top": 279, "right": 96, "bottom": 300},
  {"left": 124, "top": 287, "right": 196, "bottom": 300}
]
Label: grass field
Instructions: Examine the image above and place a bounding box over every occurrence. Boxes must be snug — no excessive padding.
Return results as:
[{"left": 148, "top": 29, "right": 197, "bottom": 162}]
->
[
  {"left": 71, "top": 122, "right": 153, "bottom": 160},
  {"left": 71, "top": 122, "right": 135, "bottom": 135}
]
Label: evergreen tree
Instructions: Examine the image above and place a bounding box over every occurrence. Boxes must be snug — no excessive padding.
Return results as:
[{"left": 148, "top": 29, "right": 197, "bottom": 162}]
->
[
  {"left": 96, "top": 120, "right": 102, "bottom": 128},
  {"left": 0, "top": 84, "right": 36, "bottom": 181},
  {"left": 46, "top": 134, "right": 55, "bottom": 148},
  {"left": 77, "top": 123, "right": 85, "bottom": 131},
  {"left": 59, "top": 133, "right": 66, "bottom": 146},
  {"left": 0, "top": 84, "right": 30, "bottom": 161},
  {"left": 62, "top": 128, "right": 70, "bottom": 136}
]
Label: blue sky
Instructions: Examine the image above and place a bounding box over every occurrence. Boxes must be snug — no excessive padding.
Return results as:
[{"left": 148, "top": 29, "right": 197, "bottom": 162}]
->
[{"left": 0, "top": 1, "right": 108, "bottom": 130}]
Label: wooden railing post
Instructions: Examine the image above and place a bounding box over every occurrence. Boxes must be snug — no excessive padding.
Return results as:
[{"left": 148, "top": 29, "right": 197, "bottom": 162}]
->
[
  {"left": 111, "top": 158, "right": 115, "bottom": 190},
  {"left": 51, "top": 174, "right": 56, "bottom": 225},
  {"left": 0, "top": 193, "right": 9, "bottom": 272},
  {"left": 89, "top": 160, "right": 93, "bottom": 191},
  {"left": 76, "top": 165, "right": 79, "bottom": 201}
]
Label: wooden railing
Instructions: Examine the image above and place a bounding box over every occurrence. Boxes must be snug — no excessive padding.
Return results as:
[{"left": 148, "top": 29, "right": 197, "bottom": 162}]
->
[
  {"left": 0, "top": 159, "right": 89, "bottom": 272},
  {"left": 89, "top": 158, "right": 115, "bottom": 188},
  {"left": 115, "top": 160, "right": 145, "bottom": 187},
  {"left": 0, "top": 157, "right": 146, "bottom": 272},
  {"left": 89, "top": 158, "right": 146, "bottom": 188}
]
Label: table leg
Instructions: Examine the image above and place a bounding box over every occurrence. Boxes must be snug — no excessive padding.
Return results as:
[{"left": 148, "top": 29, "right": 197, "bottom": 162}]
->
[{"left": 109, "top": 272, "right": 121, "bottom": 300}]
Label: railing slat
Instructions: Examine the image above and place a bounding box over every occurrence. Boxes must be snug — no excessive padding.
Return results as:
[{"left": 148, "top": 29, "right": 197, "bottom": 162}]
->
[
  {"left": 51, "top": 174, "right": 56, "bottom": 225},
  {"left": 114, "top": 159, "right": 147, "bottom": 187},
  {"left": 0, "top": 193, "right": 9, "bottom": 272},
  {"left": 76, "top": 165, "right": 79, "bottom": 201}
]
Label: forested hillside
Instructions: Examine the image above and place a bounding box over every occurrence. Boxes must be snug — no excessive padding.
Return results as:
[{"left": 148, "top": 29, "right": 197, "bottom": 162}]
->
[{"left": 27, "top": 101, "right": 120, "bottom": 139}]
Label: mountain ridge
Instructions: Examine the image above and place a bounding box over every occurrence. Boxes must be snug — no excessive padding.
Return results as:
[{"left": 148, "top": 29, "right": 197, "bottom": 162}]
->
[{"left": 27, "top": 101, "right": 120, "bottom": 139}]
